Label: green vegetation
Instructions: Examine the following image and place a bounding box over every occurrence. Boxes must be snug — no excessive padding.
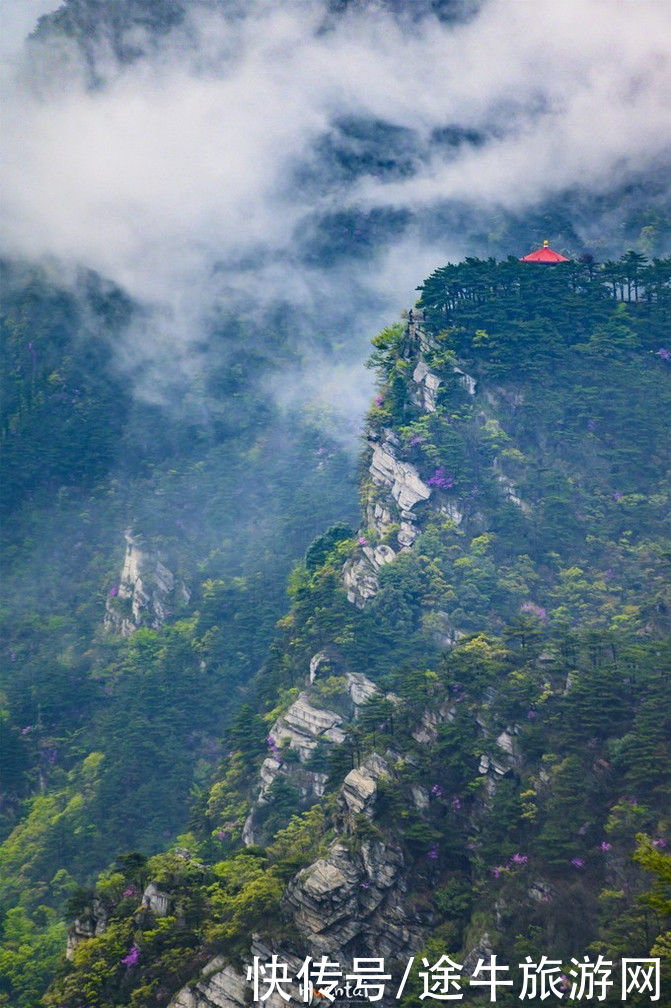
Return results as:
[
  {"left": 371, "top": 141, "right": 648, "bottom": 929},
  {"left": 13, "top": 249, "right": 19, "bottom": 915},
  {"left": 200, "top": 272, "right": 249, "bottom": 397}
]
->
[
  {"left": 0, "top": 261, "right": 356, "bottom": 1004},
  {"left": 43, "top": 806, "right": 328, "bottom": 1008},
  {"left": 2, "top": 254, "right": 670, "bottom": 1005}
]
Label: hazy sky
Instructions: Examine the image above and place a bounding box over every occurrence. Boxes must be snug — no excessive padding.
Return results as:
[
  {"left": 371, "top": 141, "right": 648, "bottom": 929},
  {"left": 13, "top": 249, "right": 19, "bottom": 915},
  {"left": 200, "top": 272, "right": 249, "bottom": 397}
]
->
[
  {"left": 2, "top": 0, "right": 670, "bottom": 422},
  {"left": 0, "top": 1, "right": 56, "bottom": 58}
]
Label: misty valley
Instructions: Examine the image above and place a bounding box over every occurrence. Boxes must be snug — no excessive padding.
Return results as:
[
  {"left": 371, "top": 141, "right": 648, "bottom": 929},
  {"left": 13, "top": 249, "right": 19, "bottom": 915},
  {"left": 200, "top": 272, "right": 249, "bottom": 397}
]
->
[{"left": 1, "top": 2, "right": 670, "bottom": 1007}]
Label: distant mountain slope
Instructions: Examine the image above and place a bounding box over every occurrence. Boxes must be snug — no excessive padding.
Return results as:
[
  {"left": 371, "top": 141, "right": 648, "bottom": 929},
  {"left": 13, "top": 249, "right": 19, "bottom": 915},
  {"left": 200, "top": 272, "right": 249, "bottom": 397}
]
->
[{"left": 0, "top": 259, "right": 358, "bottom": 1005}]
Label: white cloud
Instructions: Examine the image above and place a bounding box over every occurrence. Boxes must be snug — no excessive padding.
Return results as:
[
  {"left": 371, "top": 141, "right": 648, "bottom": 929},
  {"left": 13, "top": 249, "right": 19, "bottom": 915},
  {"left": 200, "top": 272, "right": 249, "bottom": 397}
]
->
[
  {"left": 0, "top": 1, "right": 59, "bottom": 59},
  {"left": 1, "top": 0, "right": 669, "bottom": 416}
]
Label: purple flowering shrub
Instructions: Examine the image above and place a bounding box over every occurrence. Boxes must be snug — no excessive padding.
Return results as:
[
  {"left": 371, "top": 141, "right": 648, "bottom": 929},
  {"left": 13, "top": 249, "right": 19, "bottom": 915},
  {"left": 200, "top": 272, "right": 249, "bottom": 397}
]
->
[
  {"left": 121, "top": 943, "right": 140, "bottom": 967},
  {"left": 427, "top": 467, "right": 455, "bottom": 490},
  {"left": 520, "top": 601, "right": 548, "bottom": 623}
]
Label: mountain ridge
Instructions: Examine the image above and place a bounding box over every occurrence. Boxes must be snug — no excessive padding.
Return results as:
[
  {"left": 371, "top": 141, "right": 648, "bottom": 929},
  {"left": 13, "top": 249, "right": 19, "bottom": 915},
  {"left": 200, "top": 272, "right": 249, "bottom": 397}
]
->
[{"left": 37, "top": 256, "right": 671, "bottom": 1007}]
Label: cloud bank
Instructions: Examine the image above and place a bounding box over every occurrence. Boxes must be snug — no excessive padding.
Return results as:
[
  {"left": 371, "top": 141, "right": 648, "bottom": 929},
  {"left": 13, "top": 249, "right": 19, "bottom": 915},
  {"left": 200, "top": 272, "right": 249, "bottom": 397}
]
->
[{"left": 2, "top": 0, "right": 670, "bottom": 420}]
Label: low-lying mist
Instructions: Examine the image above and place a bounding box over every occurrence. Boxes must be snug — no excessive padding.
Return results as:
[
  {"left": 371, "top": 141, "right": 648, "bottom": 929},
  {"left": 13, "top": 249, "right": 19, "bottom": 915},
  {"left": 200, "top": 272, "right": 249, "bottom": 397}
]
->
[{"left": 2, "top": 0, "right": 670, "bottom": 429}]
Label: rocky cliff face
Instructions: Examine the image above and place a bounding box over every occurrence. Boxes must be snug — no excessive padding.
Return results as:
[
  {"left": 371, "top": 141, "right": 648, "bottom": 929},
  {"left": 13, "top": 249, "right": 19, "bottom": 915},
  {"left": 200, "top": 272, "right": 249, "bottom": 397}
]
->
[
  {"left": 66, "top": 898, "right": 109, "bottom": 961},
  {"left": 344, "top": 312, "right": 479, "bottom": 610},
  {"left": 165, "top": 312, "right": 556, "bottom": 1007},
  {"left": 55, "top": 295, "right": 671, "bottom": 1008},
  {"left": 343, "top": 426, "right": 432, "bottom": 608},
  {"left": 242, "top": 658, "right": 380, "bottom": 844},
  {"left": 104, "top": 531, "right": 190, "bottom": 635},
  {"left": 169, "top": 751, "right": 423, "bottom": 1008},
  {"left": 98, "top": 310, "right": 523, "bottom": 1008},
  {"left": 164, "top": 685, "right": 525, "bottom": 1008},
  {"left": 164, "top": 612, "right": 434, "bottom": 1008}
]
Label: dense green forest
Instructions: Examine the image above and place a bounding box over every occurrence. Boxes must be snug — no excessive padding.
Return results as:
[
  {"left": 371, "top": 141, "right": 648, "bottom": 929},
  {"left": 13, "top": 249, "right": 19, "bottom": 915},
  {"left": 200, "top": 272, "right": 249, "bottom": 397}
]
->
[
  {"left": 0, "top": 259, "right": 357, "bottom": 1004},
  {"left": 3, "top": 255, "right": 667, "bottom": 1006}
]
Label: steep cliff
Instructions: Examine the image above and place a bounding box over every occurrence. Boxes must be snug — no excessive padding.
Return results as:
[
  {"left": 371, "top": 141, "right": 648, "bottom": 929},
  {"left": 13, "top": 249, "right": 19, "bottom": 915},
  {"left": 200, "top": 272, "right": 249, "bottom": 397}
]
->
[
  {"left": 104, "top": 531, "right": 191, "bottom": 636},
  {"left": 47, "top": 261, "right": 671, "bottom": 1007}
]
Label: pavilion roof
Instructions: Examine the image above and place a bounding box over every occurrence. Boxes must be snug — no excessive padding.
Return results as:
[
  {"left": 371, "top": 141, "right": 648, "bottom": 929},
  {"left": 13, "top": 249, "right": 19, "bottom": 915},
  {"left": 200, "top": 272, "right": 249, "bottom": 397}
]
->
[{"left": 520, "top": 240, "right": 570, "bottom": 263}]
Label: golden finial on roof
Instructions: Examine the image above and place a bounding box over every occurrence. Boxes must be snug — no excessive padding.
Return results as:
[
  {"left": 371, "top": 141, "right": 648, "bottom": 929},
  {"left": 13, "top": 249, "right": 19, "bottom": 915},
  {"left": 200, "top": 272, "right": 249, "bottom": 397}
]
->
[{"left": 543, "top": 239, "right": 549, "bottom": 246}]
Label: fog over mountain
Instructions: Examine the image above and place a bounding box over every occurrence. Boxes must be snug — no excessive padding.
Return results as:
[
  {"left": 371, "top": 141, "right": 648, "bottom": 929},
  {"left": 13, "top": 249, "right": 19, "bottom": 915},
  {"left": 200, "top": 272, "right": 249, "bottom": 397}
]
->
[
  {"left": 2, "top": 9, "right": 670, "bottom": 1003},
  {"left": 2, "top": 0, "right": 670, "bottom": 423}
]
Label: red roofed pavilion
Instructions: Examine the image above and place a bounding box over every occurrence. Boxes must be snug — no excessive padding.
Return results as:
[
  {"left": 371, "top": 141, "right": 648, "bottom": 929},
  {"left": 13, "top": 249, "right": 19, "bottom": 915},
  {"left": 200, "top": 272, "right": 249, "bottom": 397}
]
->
[{"left": 520, "top": 240, "right": 570, "bottom": 263}]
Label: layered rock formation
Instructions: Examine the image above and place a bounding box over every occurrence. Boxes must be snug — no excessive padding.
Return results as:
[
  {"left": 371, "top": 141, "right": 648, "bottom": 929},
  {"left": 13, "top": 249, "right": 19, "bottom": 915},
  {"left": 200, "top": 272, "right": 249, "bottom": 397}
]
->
[
  {"left": 344, "top": 429, "right": 431, "bottom": 607},
  {"left": 243, "top": 659, "right": 380, "bottom": 844},
  {"left": 66, "top": 898, "right": 108, "bottom": 961},
  {"left": 104, "top": 531, "right": 190, "bottom": 635},
  {"left": 170, "top": 752, "right": 423, "bottom": 1008}
]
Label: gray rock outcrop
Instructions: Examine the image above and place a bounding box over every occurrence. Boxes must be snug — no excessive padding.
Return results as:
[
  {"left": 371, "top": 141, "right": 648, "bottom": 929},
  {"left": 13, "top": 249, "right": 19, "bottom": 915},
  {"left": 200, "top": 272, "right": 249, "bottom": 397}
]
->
[
  {"left": 269, "top": 694, "right": 347, "bottom": 760},
  {"left": 454, "top": 366, "right": 477, "bottom": 396},
  {"left": 369, "top": 443, "right": 431, "bottom": 512},
  {"left": 142, "top": 882, "right": 171, "bottom": 917},
  {"left": 412, "top": 360, "right": 442, "bottom": 412},
  {"left": 105, "top": 531, "right": 190, "bottom": 636},
  {"left": 345, "top": 671, "right": 378, "bottom": 707},
  {"left": 341, "top": 753, "right": 389, "bottom": 816},
  {"left": 342, "top": 539, "right": 397, "bottom": 609},
  {"left": 244, "top": 673, "right": 380, "bottom": 843},
  {"left": 171, "top": 752, "right": 423, "bottom": 1008},
  {"left": 169, "top": 947, "right": 303, "bottom": 1008},
  {"left": 66, "top": 898, "right": 108, "bottom": 960},
  {"left": 344, "top": 432, "right": 432, "bottom": 607},
  {"left": 342, "top": 554, "right": 381, "bottom": 608}
]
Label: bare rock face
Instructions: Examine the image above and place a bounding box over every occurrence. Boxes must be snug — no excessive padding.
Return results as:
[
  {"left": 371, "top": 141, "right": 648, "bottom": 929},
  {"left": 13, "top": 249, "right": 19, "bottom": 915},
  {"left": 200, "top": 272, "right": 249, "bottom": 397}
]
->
[
  {"left": 364, "top": 543, "right": 396, "bottom": 568},
  {"left": 244, "top": 673, "right": 380, "bottom": 844},
  {"left": 66, "top": 898, "right": 108, "bottom": 961},
  {"left": 411, "top": 700, "right": 456, "bottom": 745},
  {"left": 345, "top": 441, "right": 422, "bottom": 607},
  {"left": 342, "top": 766, "right": 378, "bottom": 815},
  {"left": 496, "top": 728, "right": 516, "bottom": 757},
  {"left": 478, "top": 753, "right": 512, "bottom": 798},
  {"left": 453, "top": 366, "right": 477, "bottom": 396},
  {"left": 369, "top": 444, "right": 431, "bottom": 513},
  {"left": 343, "top": 555, "right": 380, "bottom": 608},
  {"left": 169, "top": 949, "right": 301, "bottom": 1008},
  {"left": 412, "top": 360, "right": 442, "bottom": 412},
  {"left": 243, "top": 692, "right": 347, "bottom": 843},
  {"left": 367, "top": 500, "right": 393, "bottom": 537},
  {"left": 269, "top": 694, "right": 347, "bottom": 760},
  {"left": 142, "top": 881, "right": 171, "bottom": 917},
  {"left": 366, "top": 501, "right": 417, "bottom": 549},
  {"left": 309, "top": 651, "right": 329, "bottom": 683},
  {"left": 345, "top": 671, "right": 378, "bottom": 707},
  {"left": 171, "top": 752, "right": 423, "bottom": 1008},
  {"left": 439, "top": 500, "right": 464, "bottom": 525},
  {"left": 495, "top": 468, "right": 531, "bottom": 514},
  {"left": 340, "top": 753, "right": 389, "bottom": 816},
  {"left": 345, "top": 431, "right": 432, "bottom": 607},
  {"left": 105, "top": 531, "right": 190, "bottom": 636},
  {"left": 411, "top": 784, "right": 429, "bottom": 810},
  {"left": 283, "top": 754, "right": 421, "bottom": 963},
  {"left": 343, "top": 541, "right": 400, "bottom": 606},
  {"left": 397, "top": 521, "right": 418, "bottom": 547},
  {"left": 462, "top": 932, "right": 495, "bottom": 976},
  {"left": 477, "top": 724, "right": 522, "bottom": 795},
  {"left": 168, "top": 958, "right": 246, "bottom": 1008}
]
